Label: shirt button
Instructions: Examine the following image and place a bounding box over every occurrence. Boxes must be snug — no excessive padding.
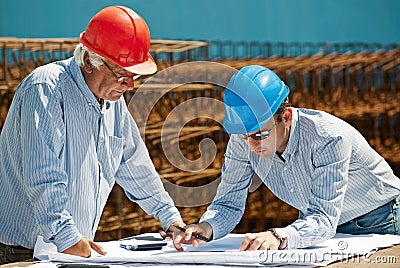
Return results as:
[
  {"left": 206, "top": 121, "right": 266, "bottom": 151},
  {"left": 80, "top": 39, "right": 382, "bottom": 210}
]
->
[
  {"left": 290, "top": 188, "right": 294, "bottom": 193},
  {"left": 283, "top": 166, "right": 287, "bottom": 171}
]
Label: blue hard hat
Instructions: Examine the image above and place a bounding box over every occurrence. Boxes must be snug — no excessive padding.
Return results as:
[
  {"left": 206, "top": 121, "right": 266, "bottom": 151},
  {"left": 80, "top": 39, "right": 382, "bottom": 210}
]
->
[{"left": 223, "top": 65, "right": 290, "bottom": 134}]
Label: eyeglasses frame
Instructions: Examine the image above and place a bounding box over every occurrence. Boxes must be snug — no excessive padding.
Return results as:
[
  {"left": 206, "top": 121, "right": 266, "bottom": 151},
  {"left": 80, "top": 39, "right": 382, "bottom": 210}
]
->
[
  {"left": 239, "top": 108, "right": 286, "bottom": 141},
  {"left": 101, "top": 60, "right": 141, "bottom": 82}
]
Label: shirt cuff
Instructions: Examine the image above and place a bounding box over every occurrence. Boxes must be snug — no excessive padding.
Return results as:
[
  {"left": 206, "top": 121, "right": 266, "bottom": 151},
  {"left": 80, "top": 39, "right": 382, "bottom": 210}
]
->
[
  {"left": 280, "top": 226, "right": 301, "bottom": 250},
  {"left": 200, "top": 210, "right": 221, "bottom": 240},
  {"left": 158, "top": 206, "right": 183, "bottom": 231},
  {"left": 50, "top": 224, "right": 83, "bottom": 253}
]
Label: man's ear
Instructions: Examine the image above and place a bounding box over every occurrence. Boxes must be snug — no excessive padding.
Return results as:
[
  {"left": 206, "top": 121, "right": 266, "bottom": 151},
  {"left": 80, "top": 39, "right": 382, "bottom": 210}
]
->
[
  {"left": 82, "top": 53, "right": 93, "bottom": 73},
  {"left": 283, "top": 107, "right": 293, "bottom": 125}
]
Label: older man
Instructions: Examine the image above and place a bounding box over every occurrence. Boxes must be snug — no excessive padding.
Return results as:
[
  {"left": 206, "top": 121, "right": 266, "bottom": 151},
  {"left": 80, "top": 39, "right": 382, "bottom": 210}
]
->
[{"left": 0, "top": 6, "right": 183, "bottom": 264}]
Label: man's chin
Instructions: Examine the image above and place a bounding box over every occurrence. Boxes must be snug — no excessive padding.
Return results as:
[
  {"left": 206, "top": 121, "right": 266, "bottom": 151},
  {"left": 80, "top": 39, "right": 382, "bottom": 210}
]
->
[
  {"left": 107, "top": 92, "right": 124, "bottom": 101},
  {"left": 108, "top": 97, "right": 121, "bottom": 102},
  {"left": 257, "top": 150, "right": 273, "bottom": 158}
]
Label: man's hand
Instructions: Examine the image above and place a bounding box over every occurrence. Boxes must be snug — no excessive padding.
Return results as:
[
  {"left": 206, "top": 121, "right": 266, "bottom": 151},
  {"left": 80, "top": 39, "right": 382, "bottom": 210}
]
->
[
  {"left": 172, "top": 222, "right": 213, "bottom": 252},
  {"left": 159, "top": 220, "right": 186, "bottom": 240},
  {"left": 62, "top": 237, "right": 107, "bottom": 257},
  {"left": 239, "top": 231, "right": 280, "bottom": 251}
]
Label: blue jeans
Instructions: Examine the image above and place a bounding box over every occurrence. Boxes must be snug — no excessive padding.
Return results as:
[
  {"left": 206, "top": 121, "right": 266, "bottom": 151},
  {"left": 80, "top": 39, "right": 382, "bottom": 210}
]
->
[{"left": 337, "top": 195, "right": 400, "bottom": 235}]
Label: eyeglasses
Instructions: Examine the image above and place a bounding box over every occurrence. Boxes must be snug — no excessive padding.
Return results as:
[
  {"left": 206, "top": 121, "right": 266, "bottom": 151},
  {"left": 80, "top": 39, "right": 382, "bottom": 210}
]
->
[
  {"left": 101, "top": 60, "right": 141, "bottom": 82},
  {"left": 240, "top": 108, "right": 287, "bottom": 141},
  {"left": 239, "top": 126, "right": 275, "bottom": 141}
]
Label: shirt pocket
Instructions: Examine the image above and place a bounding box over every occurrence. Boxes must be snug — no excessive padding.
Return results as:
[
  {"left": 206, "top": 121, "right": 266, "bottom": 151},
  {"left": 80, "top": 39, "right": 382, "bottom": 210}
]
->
[{"left": 108, "top": 135, "right": 123, "bottom": 175}]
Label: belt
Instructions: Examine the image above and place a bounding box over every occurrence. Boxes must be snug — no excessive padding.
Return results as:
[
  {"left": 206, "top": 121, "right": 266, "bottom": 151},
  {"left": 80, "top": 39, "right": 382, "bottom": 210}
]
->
[{"left": 0, "top": 242, "right": 34, "bottom": 254}]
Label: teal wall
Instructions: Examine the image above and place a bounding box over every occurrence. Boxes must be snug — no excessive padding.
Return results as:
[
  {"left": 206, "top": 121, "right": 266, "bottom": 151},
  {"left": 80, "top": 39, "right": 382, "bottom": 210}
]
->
[{"left": 1, "top": 0, "right": 399, "bottom": 44}]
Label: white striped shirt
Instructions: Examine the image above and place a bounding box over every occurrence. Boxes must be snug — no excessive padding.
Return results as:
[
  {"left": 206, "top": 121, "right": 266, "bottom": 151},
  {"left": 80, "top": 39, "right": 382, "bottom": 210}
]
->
[
  {"left": 0, "top": 57, "right": 182, "bottom": 251},
  {"left": 201, "top": 108, "right": 400, "bottom": 249}
]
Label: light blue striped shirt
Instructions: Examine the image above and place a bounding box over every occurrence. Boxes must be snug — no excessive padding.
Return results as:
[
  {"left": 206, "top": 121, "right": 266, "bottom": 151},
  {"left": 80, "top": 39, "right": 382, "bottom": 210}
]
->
[
  {"left": 0, "top": 57, "right": 182, "bottom": 252},
  {"left": 201, "top": 108, "right": 400, "bottom": 249}
]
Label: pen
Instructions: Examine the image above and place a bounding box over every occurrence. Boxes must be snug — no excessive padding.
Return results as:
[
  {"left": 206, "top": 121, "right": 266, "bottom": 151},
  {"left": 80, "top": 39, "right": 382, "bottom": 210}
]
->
[{"left": 172, "top": 224, "right": 211, "bottom": 242}]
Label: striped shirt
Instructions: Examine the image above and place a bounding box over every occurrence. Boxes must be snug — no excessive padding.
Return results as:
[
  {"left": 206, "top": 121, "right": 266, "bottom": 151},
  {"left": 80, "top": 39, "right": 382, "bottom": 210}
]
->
[
  {"left": 0, "top": 57, "right": 182, "bottom": 252},
  {"left": 201, "top": 108, "right": 400, "bottom": 249}
]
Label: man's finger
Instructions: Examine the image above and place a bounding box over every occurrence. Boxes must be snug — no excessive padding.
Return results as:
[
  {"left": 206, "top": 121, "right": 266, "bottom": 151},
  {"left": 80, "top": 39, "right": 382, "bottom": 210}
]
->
[
  {"left": 184, "top": 227, "right": 193, "bottom": 241},
  {"left": 159, "top": 230, "right": 172, "bottom": 240},
  {"left": 239, "top": 234, "right": 255, "bottom": 251},
  {"left": 173, "top": 234, "right": 185, "bottom": 252},
  {"left": 259, "top": 241, "right": 269, "bottom": 250},
  {"left": 248, "top": 237, "right": 263, "bottom": 250},
  {"left": 191, "top": 238, "right": 199, "bottom": 247},
  {"left": 89, "top": 240, "right": 107, "bottom": 255},
  {"left": 239, "top": 238, "right": 251, "bottom": 251}
]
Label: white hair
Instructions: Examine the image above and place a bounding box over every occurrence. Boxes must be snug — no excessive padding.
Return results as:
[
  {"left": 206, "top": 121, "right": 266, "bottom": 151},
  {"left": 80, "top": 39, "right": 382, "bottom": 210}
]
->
[{"left": 74, "top": 43, "right": 104, "bottom": 70}]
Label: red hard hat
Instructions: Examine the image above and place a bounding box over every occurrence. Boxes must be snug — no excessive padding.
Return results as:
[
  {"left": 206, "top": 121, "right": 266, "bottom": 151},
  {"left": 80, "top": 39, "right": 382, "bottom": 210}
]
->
[{"left": 80, "top": 6, "right": 157, "bottom": 75}]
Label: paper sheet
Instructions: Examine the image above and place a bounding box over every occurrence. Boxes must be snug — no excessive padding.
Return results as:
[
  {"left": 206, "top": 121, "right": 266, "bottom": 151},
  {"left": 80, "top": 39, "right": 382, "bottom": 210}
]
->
[{"left": 34, "top": 233, "right": 400, "bottom": 267}]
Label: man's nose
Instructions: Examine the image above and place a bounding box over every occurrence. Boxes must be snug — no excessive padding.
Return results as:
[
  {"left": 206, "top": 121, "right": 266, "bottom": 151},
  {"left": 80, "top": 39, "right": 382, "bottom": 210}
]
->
[
  {"left": 123, "top": 78, "right": 135, "bottom": 89},
  {"left": 247, "top": 138, "right": 260, "bottom": 151}
]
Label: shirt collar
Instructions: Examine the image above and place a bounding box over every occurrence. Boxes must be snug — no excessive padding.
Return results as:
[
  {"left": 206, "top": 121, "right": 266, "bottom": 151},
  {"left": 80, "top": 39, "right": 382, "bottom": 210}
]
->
[
  {"left": 281, "top": 107, "right": 300, "bottom": 160},
  {"left": 69, "top": 57, "right": 101, "bottom": 108}
]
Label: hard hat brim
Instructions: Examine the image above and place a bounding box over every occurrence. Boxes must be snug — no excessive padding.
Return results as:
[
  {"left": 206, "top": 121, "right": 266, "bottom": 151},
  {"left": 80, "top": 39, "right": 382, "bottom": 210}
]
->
[
  {"left": 122, "top": 53, "right": 157, "bottom": 75},
  {"left": 80, "top": 31, "right": 157, "bottom": 76}
]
